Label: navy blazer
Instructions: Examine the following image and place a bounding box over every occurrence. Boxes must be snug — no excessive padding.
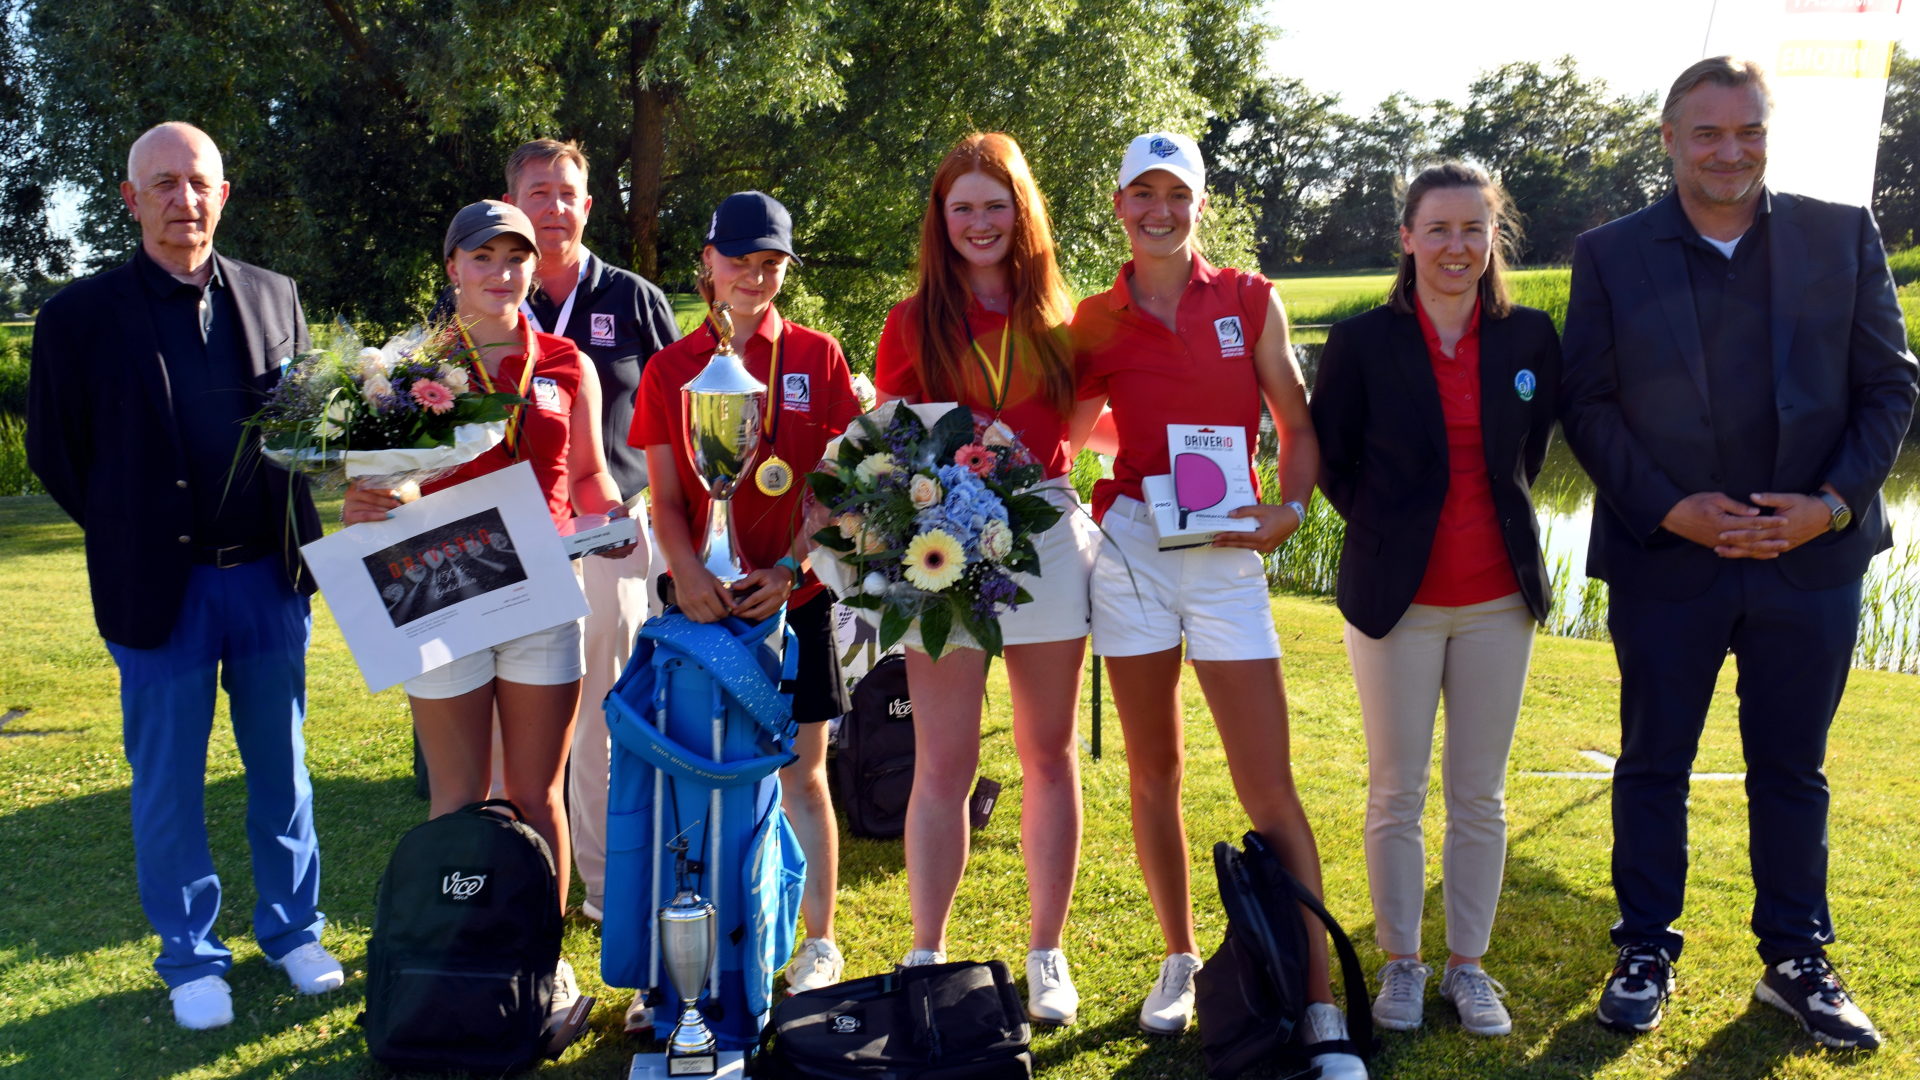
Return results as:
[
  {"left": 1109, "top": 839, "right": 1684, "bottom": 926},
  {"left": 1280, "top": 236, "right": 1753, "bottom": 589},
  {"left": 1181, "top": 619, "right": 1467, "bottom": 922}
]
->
[
  {"left": 28, "top": 252, "right": 321, "bottom": 648},
  {"left": 1312, "top": 302, "right": 1562, "bottom": 640},
  {"left": 1560, "top": 191, "right": 1917, "bottom": 598}
]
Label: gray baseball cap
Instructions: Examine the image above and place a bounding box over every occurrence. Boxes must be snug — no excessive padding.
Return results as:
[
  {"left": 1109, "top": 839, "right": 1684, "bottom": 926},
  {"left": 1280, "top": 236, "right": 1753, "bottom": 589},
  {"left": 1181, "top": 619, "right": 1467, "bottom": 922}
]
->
[{"left": 443, "top": 199, "right": 538, "bottom": 258}]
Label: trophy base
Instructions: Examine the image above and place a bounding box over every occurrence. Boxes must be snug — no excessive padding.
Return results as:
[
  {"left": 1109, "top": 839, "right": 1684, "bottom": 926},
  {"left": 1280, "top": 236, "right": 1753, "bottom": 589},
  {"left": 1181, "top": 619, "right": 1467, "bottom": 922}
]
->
[{"left": 628, "top": 1049, "right": 744, "bottom": 1079}]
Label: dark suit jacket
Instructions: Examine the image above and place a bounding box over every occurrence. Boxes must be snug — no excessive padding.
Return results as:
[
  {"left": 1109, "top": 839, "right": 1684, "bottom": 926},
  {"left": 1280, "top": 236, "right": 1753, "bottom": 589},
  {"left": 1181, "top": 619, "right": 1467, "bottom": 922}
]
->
[
  {"left": 1312, "top": 303, "right": 1562, "bottom": 640},
  {"left": 27, "top": 251, "right": 321, "bottom": 648},
  {"left": 1560, "top": 191, "right": 1917, "bottom": 598}
]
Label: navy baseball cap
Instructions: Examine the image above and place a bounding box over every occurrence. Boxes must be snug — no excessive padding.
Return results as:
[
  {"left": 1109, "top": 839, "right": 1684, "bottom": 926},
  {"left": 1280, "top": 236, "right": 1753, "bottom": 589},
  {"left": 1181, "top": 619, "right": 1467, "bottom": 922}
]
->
[{"left": 705, "top": 191, "right": 803, "bottom": 265}]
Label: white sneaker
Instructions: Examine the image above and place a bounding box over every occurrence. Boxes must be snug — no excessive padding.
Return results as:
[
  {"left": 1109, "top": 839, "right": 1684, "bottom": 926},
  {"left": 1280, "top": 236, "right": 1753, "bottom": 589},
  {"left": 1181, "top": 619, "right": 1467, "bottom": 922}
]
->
[
  {"left": 551, "top": 958, "right": 580, "bottom": 1017},
  {"left": 1303, "top": 1001, "right": 1369, "bottom": 1080},
  {"left": 784, "top": 937, "right": 845, "bottom": 993},
  {"left": 1025, "top": 949, "right": 1079, "bottom": 1025},
  {"left": 624, "top": 994, "right": 655, "bottom": 1035},
  {"left": 270, "top": 941, "right": 345, "bottom": 994},
  {"left": 1372, "top": 958, "right": 1432, "bottom": 1031},
  {"left": 580, "top": 899, "right": 604, "bottom": 923},
  {"left": 1441, "top": 963, "right": 1512, "bottom": 1036},
  {"left": 170, "top": 975, "right": 234, "bottom": 1030},
  {"left": 898, "top": 948, "right": 947, "bottom": 968},
  {"left": 1138, "top": 952, "right": 1203, "bottom": 1035}
]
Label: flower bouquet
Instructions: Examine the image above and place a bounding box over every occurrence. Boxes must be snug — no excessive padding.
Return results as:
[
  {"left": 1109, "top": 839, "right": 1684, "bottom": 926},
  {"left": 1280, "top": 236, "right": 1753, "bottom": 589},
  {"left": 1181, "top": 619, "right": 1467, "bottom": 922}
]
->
[
  {"left": 251, "top": 322, "right": 524, "bottom": 489},
  {"left": 806, "top": 400, "right": 1064, "bottom": 658}
]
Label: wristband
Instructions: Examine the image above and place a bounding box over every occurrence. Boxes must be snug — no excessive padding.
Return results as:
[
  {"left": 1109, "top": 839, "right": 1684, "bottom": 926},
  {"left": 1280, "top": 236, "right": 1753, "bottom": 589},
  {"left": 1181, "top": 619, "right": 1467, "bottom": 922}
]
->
[
  {"left": 1283, "top": 500, "right": 1306, "bottom": 524},
  {"left": 775, "top": 555, "right": 803, "bottom": 585}
]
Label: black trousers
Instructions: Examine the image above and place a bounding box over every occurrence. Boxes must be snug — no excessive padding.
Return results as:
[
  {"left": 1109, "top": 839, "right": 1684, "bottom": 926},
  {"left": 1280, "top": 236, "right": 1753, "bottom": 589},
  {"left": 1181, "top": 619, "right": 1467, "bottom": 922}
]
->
[{"left": 1606, "top": 560, "right": 1861, "bottom": 963}]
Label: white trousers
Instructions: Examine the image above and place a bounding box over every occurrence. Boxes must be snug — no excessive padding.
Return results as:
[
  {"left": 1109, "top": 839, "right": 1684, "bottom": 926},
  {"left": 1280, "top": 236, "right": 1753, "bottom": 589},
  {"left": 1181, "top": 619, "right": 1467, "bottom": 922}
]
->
[
  {"left": 1344, "top": 592, "right": 1534, "bottom": 959},
  {"left": 569, "top": 537, "right": 652, "bottom": 908}
]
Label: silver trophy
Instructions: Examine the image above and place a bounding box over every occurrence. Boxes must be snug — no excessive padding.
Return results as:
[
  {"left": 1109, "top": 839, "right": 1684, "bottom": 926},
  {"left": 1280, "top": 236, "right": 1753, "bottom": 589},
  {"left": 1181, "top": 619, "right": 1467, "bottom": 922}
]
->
[
  {"left": 682, "top": 303, "right": 768, "bottom": 584},
  {"left": 659, "top": 837, "right": 719, "bottom": 1076}
]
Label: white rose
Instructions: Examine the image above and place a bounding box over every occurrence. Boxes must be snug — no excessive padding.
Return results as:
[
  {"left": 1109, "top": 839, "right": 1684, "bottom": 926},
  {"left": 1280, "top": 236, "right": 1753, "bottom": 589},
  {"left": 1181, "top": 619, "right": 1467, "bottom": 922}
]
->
[
  {"left": 861, "top": 571, "right": 890, "bottom": 596},
  {"left": 439, "top": 364, "right": 470, "bottom": 394},
  {"left": 315, "top": 398, "right": 352, "bottom": 439},
  {"left": 854, "top": 452, "right": 897, "bottom": 483},
  {"left": 979, "top": 518, "right": 1013, "bottom": 562},
  {"left": 836, "top": 512, "right": 866, "bottom": 541},
  {"left": 908, "top": 473, "right": 943, "bottom": 510},
  {"left": 357, "top": 347, "right": 389, "bottom": 378},
  {"left": 361, "top": 374, "right": 393, "bottom": 405}
]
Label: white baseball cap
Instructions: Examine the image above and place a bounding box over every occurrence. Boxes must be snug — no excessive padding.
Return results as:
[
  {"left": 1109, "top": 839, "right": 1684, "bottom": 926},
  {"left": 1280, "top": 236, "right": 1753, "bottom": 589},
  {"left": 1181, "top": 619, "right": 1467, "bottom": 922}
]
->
[{"left": 1118, "top": 132, "right": 1205, "bottom": 195}]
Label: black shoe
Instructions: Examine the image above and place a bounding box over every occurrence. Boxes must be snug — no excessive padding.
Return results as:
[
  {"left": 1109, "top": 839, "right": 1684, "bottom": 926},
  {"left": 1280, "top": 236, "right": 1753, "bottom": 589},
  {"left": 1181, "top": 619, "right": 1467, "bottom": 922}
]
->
[
  {"left": 1754, "top": 954, "right": 1881, "bottom": 1050},
  {"left": 1596, "top": 944, "right": 1674, "bottom": 1034}
]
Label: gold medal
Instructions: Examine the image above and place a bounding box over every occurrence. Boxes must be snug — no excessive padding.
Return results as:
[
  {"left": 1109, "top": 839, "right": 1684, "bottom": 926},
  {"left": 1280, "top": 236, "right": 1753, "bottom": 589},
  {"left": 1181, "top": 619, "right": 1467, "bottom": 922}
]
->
[{"left": 756, "top": 455, "right": 794, "bottom": 496}]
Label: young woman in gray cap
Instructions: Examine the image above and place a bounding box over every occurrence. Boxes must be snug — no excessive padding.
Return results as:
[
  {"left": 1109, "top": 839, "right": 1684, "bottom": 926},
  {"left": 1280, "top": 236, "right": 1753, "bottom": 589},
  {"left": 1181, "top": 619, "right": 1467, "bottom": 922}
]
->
[{"left": 345, "top": 199, "right": 630, "bottom": 1016}]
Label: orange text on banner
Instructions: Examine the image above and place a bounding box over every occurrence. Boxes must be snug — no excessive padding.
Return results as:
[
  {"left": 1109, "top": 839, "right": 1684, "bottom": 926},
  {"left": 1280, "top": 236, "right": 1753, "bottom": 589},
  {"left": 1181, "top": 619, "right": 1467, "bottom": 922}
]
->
[{"left": 1775, "top": 39, "right": 1896, "bottom": 78}]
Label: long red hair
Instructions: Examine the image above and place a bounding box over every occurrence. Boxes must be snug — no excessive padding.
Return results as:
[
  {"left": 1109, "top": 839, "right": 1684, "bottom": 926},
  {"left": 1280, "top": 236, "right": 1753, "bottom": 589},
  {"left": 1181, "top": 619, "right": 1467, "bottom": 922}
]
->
[{"left": 913, "top": 133, "right": 1075, "bottom": 414}]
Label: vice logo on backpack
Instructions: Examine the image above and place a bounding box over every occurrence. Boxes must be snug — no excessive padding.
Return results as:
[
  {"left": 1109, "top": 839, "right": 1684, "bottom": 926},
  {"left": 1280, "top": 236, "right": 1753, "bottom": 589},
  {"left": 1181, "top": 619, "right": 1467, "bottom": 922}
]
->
[{"left": 360, "top": 800, "right": 565, "bottom": 1074}]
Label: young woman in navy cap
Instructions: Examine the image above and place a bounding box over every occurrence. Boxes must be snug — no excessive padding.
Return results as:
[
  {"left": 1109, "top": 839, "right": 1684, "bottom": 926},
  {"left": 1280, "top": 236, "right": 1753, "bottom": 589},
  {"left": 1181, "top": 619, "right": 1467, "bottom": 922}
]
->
[{"left": 631, "top": 191, "right": 863, "bottom": 996}]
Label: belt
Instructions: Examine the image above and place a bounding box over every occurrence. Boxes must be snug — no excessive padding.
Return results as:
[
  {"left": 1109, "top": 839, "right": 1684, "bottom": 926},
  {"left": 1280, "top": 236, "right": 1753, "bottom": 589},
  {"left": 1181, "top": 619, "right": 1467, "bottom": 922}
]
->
[{"left": 189, "top": 541, "right": 278, "bottom": 569}]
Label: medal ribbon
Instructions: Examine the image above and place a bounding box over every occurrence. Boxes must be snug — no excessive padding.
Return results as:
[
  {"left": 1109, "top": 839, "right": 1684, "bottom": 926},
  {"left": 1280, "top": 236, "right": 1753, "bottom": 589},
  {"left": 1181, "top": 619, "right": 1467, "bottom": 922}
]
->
[
  {"left": 963, "top": 312, "right": 1011, "bottom": 416},
  {"left": 460, "top": 321, "right": 537, "bottom": 459}
]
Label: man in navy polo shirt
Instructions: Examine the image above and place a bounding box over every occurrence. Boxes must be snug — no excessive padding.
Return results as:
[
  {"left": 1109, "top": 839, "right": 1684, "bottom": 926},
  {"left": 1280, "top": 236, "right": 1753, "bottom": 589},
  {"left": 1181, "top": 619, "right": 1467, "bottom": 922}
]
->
[{"left": 502, "top": 139, "right": 681, "bottom": 923}]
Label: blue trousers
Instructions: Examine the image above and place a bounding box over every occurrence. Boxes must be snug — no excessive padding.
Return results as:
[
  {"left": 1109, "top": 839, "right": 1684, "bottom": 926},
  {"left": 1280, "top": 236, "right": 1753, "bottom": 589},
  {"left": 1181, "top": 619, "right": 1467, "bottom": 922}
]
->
[
  {"left": 105, "top": 558, "right": 322, "bottom": 987},
  {"left": 1607, "top": 560, "right": 1859, "bottom": 964}
]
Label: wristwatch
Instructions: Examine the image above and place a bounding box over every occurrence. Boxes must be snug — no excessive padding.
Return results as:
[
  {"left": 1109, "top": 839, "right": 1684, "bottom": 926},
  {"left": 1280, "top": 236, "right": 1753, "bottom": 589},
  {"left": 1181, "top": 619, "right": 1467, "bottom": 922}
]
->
[
  {"left": 1816, "top": 491, "right": 1853, "bottom": 533},
  {"left": 775, "top": 555, "right": 804, "bottom": 585}
]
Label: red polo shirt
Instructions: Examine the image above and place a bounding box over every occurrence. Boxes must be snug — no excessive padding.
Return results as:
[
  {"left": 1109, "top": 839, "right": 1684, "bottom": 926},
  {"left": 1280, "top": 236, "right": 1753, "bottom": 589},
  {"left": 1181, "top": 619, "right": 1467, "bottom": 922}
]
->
[
  {"left": 632, "top": 309, "right": 862, "bottom": 606},
  {"left": 1412, "top": 297, "right": 1518, "bottom": 607},
  {"left": 1072, "top": 256, "right": 1272, "bottom": 521},
  {"left": 873, "top": 295, "right": 1074, "bottom": 479},
  {"left": 423, "top": 320, "right": 582, "bottom": 529}
]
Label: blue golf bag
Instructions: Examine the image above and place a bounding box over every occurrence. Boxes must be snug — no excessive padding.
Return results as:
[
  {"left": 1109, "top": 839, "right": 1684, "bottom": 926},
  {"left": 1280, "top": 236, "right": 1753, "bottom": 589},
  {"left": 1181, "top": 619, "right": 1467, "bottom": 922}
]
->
[{"left": 601, "top": 610, "right": 808, "bottom": 1050}]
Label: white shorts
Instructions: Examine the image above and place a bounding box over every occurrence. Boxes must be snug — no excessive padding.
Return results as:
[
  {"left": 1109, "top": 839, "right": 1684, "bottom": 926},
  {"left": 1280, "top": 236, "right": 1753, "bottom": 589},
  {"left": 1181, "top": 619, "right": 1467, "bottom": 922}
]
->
[
  {"left": 1090, "top": 496, "right": 1281, "bottom": 662},
  {"left": 1000, "top": 484, "right": 1097, "bottom": 647},
  {"left": 404, "top": 618, "right": 585, "bottom": 699}
]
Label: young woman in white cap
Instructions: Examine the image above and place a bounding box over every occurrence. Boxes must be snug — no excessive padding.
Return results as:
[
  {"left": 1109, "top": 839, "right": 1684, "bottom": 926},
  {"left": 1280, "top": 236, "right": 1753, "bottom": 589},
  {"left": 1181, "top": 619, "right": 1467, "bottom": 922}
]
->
[
  {"left": 630, "top": 191, "right": 863, "bottom": 996},
  {"left": 344, "top": 198, "right": 632, "bottom": 1015},
  {"left": 872, "top": 132, "right": 1095, "bottom": 1025},
  {"left": 1070, "top": 134, "right": 1364, "bottom": 1078}
]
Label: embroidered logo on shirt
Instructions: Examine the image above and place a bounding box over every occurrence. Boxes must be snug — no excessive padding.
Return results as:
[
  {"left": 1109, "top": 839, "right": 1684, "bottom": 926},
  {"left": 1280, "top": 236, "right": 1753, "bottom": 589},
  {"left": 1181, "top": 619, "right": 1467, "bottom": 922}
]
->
[
  {"left": 533, "top": 375, "right": 562, "bottom": 411},
  {"left": 783, "top": 373, "right": 811, "bottom": 410},
  {"left": 1514, "top": 369, "right": 1536, "bottom": 402},
  {"left": 1213, "top": 316, "right": 1246, "bottom": 358},
  {"left": 589, "top": 312, "right": 616, "bottom": 347}
]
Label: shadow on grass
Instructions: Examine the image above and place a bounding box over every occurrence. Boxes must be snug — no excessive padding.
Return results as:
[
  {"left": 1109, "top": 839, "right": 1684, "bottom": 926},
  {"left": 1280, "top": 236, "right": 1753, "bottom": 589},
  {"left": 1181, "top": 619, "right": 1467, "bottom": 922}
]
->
[
  {"left": 1662, "top": 997, "right": 1877, "bottom": 1080},
  {"left": 0, "top": 774, "right": 423, "bottom": 971}
]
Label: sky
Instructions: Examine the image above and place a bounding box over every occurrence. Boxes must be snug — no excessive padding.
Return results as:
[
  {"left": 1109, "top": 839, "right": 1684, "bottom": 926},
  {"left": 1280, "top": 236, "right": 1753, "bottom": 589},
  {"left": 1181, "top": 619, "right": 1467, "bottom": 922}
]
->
[{"left": 1261, "top": 0, "right": 1915, "bottom": 111}]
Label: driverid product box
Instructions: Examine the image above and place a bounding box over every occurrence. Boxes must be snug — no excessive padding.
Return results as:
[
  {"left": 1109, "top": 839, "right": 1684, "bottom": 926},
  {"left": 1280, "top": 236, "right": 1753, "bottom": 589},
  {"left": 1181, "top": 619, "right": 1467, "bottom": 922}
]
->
[{"left": 1145, "top": 424, "right": 1258, "bottom": 550}]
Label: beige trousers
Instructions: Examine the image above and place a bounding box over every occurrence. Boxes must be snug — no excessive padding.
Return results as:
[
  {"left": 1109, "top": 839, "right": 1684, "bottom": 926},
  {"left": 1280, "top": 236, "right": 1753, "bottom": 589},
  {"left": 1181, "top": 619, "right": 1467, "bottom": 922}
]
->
[{"left": 1344, "top": 592, "right": 1534, "bottom": 959}]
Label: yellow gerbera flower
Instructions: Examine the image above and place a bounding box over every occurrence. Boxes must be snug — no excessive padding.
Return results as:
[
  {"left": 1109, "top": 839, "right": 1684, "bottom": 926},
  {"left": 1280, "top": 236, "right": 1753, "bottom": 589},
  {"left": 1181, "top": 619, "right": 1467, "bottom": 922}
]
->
[{"left": 902, "top": 529, "right": 966, "bottom": 592}]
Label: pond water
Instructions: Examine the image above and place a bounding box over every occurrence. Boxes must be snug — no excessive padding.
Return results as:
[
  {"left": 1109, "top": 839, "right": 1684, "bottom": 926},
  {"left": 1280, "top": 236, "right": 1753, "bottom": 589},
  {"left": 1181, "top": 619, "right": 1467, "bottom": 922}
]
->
[{"left": 1282, "top": 342, "right": 1920, "bottom": 672}]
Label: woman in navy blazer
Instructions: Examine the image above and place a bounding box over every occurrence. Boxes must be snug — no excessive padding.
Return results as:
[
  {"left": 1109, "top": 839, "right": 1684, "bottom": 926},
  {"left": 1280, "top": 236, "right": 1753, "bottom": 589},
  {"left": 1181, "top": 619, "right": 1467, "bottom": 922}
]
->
[{"left": 1310, "top": 162, "right": 1559, "bottom": 1040}]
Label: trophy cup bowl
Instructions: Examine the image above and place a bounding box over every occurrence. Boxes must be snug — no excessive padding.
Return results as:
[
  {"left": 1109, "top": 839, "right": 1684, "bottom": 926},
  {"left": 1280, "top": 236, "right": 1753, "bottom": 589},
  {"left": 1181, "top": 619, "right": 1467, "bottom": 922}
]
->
[
  {"left": 682, "top": 305, "right": 767, "bottom": 584},
  {"left": 659, "top": 889, "right": 720, "bottom": 1076}
]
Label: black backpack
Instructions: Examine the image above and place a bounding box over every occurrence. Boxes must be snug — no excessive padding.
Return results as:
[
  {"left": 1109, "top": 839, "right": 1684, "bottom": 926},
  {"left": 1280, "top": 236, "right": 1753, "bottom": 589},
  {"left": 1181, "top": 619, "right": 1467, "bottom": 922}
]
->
[
  {"left": 361, "top": 799, "right": 563, "bottom": 1073},
  {"left": 832, "top": 653, "right": 915, "bottom": 838},
  {"left": 1195, "top": 831, "right": 1373, "bottom": 1080},
  {"left": 754, "top": 960, "right": 1032, "bottom": 1079}
]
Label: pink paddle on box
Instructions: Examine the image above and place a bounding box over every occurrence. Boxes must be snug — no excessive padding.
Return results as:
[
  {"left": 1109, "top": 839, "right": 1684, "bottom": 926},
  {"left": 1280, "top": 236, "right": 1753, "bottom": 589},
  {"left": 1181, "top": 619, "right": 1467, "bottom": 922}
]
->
[{"left": 1174, "top": 452, "right": 1228, "bottom": 529}]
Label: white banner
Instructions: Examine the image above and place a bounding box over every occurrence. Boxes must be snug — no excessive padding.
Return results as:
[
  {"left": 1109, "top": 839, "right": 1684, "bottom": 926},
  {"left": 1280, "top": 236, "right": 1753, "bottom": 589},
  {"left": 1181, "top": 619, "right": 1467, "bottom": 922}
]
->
[
  {"left": 301, "top": 461, "right": 588, "bottom": 692},
  {"left": 1703, "top": 0, "right": 1912, "bottom": 206}
]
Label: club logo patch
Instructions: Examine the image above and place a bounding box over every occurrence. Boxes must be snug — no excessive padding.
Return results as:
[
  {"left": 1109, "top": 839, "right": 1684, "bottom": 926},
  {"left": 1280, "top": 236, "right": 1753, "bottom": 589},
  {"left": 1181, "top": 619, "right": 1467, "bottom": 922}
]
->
[
  {"left": 783, "top": 372, "right": 811, "bottom": 410},
  {"left": 533, "top": 375, "right": 562, "bottom": 411},
  {"left": 830, "top": 1014, "right": 862, "bottom": 1034},
  {"left": 1514, "top": 369, "right": 1536, "bottom": 402},
  {"left": 1149, "top": 136, "right": 1179, "bottom": 159},
  {"left": 590, "top": 312, "right": 616, "bottom": 347},
  {"left": 441, "top": 870, "right": 489, "bottom": 902},
  {"left": 1214, "top": 316, "right": 1245, "bottom": 358}
]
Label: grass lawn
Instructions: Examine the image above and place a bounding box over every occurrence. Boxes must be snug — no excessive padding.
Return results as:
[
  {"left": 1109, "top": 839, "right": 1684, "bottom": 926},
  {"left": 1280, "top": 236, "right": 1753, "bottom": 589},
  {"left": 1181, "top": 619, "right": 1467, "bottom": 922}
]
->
[{"left": 2, "top": 494, "right": 1918, "bottom": 1080}]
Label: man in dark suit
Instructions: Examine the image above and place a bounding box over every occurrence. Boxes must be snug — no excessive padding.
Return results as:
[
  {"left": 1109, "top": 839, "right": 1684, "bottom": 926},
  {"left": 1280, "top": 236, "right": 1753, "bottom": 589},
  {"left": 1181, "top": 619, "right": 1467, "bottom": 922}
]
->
[
  {"left": 27, "top": 122, "right": 341, "bottom": 1030},
  {"left": 1562, "top": 58, "right": 1916, "bottom": 1050}
]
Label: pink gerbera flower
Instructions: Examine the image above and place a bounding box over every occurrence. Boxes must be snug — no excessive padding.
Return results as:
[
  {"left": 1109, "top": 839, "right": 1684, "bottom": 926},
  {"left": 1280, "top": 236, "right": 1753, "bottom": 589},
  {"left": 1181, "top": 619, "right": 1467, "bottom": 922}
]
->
[
  {"left": 954, "top": 443, "right": 995, "bottom": 477},
  {"left": 411, "top": 379, "right": 456, "bottom": 414}
]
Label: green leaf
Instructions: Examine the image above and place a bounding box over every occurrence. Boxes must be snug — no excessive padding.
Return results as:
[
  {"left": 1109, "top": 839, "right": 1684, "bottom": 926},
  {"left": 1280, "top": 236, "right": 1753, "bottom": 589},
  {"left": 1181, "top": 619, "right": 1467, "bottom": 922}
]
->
[
  {"left": 808, "top": 472, "right": 846, "bottom": 505},
  {"left": 929, "top": 405, "right": 974, "bottom": 452},
  {"left": 879, "top": 603, "right": 911, "bottom": 653},
  {"left": 919, "top": 602, "right": 952, "bottom": 658},
  {"left": 812, "top": 527, "right": 853, "bottom": 553},
  {"left": 971, "top": 611, "right": 1005, "bottom": 658}
]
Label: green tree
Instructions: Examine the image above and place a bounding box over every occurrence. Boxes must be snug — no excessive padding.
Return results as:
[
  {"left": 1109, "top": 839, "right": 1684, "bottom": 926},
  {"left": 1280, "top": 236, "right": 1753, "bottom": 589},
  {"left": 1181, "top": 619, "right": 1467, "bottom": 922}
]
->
[
  {"left": 1875, "top": 43, "right": 1920, "bottom": 248},
  {"left": 1202, "top": 76, "right": 1342, "bottom": 270},
  {"left": 0, "top": 0, "right": 68, "bottom": 282},
  {"left": 1302, "top": 92, "right": 1449, "bottom": 268}
]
